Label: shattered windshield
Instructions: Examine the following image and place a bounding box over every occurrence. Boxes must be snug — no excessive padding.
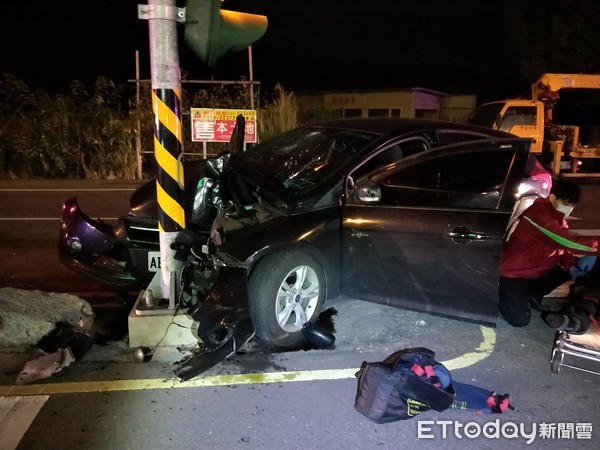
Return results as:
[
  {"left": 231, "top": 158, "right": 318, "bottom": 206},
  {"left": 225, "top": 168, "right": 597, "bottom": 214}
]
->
[{"left": 243, "top": 127, "right": 377, "bottom": 194}]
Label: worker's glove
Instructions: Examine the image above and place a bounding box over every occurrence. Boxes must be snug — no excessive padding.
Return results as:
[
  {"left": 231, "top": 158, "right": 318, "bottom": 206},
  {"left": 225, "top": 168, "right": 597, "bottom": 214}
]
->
[
  {"left": 570, "top": 255, "right": 597, "bottom": 281},
  {"left": 576, "top": 255, "right": 597, "bottom": 272},
  {"left": 570, "top": 268, "right": 587, "bottom": 281}
]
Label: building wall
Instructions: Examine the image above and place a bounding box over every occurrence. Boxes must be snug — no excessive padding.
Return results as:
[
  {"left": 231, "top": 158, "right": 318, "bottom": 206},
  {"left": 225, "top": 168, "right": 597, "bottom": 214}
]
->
[
  {"left": 440, "top": 95, "right": 477, "bottom": 123},
  {"left": 295, "top": 89, "right": 475, "bottom": 122},
  {"left": 323, "top": 91, "right": 414, "bottom": 118}
]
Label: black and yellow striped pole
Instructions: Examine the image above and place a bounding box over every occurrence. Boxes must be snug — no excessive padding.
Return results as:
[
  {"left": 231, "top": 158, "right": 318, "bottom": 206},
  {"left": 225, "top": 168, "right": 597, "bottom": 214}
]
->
[
  {"left": 140, "top": 0, "right": 267, "bottom": 305},
  {"left": 144, "top": 0, "right": 186, "bottom": 303}
]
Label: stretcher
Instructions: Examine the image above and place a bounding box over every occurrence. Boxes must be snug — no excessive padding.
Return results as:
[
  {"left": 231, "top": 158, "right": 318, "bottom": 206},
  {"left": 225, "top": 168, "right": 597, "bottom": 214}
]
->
[{"left": 550, "top": 328, "right": 600, "bottom": 376}]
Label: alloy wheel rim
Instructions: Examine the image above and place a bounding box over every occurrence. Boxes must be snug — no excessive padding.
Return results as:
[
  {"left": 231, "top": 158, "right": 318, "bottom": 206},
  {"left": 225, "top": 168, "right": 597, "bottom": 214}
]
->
[{"left": 275, "top": 265, "right": 320, "bottom": 332}]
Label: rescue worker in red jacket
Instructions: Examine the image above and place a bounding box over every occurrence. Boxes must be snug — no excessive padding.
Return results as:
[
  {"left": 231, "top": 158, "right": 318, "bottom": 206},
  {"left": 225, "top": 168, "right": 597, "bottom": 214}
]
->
[{"left": 498, "top": 178, "right": 599, "bottom": 327}]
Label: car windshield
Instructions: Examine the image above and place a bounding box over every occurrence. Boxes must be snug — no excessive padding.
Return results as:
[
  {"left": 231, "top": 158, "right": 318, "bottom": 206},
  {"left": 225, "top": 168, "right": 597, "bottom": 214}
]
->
[
  {"left": 468, "top": 103, "right": 505, "bottom": 128},
  {"left": 242, "top": 127, "right": 378, "bottom": 194}
]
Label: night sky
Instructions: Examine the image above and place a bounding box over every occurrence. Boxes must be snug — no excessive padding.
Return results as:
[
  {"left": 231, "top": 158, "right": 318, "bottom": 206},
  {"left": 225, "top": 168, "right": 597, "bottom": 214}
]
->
[{"left": 0, "top": 0, "right": 592, "bottom": 102}]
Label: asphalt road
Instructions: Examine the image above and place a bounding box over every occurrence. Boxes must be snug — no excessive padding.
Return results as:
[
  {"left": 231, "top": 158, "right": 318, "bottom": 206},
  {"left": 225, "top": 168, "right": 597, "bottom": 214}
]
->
[
  {"left": 1, "top": 179, "right": 599, "bottom": 294},
  {"left": 0, "top": 179, "right": 144, "bottom": 294},
  {"left": 1, "top": 179, "right": 600, "bottom": 449},
  {"left": 2, "top": 303, "right": 600, "bottom": 449}
]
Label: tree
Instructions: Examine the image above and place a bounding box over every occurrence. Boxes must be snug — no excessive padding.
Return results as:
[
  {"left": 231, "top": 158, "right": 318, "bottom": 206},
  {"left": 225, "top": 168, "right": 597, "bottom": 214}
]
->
[
  {"left": 505, "top": 0, "right": 600, "bottom": 80},
  {"left": 0, "top": 74, "right": 140, "bottom": 179}
]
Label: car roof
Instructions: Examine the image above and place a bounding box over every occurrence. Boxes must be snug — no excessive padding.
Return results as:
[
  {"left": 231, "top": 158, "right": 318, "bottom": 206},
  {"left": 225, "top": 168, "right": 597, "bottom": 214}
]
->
[{"left": 307, "top": 117, "right": 515, "bottom": 139}]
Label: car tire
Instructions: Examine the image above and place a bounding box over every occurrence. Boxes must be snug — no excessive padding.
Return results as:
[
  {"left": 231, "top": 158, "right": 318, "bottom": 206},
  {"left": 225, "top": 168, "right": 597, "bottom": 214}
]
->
[{"left": 248, "top": 250, "right": 325, "bottom": 348}]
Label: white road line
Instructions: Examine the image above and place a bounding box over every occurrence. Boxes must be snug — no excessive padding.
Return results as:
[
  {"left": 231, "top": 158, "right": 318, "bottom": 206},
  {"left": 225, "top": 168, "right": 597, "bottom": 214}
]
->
[
  {"left": 0, "top": 218, "right": 119, "bottom": 221},
  {"left": 0, "top": 188, "right": 138, "bottom": 192},
  {"left": 0, "top": 395, "right": 49, "bottom": 450}
]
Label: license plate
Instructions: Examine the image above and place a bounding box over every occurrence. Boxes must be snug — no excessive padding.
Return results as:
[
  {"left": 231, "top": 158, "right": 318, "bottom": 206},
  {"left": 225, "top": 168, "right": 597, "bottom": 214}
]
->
[{"left": 148, "top": 251, "right": 161, "bottom": 272}]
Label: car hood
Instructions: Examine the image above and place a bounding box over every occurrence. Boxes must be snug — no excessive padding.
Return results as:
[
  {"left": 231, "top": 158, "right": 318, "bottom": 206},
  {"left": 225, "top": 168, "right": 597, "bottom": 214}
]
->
[
  {"left": 222, "top": 153, "right": 298, "bottom": 213},
  {"left": 124, "top": 153, "right": 294, "bottom": 233}
]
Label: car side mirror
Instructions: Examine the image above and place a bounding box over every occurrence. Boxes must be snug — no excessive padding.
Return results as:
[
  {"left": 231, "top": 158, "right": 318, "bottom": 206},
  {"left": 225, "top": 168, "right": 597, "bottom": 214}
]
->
[{"left": 354, "top": 180, "right": 381, "bottom": 203}]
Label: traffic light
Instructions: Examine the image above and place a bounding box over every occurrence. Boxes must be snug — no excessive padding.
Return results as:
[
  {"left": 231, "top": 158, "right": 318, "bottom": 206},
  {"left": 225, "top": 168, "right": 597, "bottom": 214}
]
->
[{"left": 184, "top": 0, "right": 268, "bottom": 67}]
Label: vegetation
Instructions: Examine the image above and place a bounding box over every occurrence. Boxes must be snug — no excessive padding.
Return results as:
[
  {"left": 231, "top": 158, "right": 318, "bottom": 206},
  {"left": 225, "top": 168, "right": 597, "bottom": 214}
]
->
[
  {"left": 257, "top": 83, "right": 298, "bottom": 142},
  {"left": 0, "top": 74, "right": 146, "bottom": 179},
  {"left": 0, "top": 73, "right": 304, "bottom": 179},
  {"left": 504, "top": 0, "right": 600, "bottom": 80}
]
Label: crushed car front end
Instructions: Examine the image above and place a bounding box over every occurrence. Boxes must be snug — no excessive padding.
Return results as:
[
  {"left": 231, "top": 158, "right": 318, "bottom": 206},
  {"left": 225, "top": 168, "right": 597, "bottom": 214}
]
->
[
  {"left": 58, "top": 158, "right": 219, "bottom": 291},
  {"left": 58, "top": 197, "right": 158, "bottom": 290}
]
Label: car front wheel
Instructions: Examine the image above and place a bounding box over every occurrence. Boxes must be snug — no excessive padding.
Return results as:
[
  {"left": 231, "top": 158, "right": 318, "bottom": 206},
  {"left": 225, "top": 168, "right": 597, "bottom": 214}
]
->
[{"left": 248, "top": 250, "right": 325, "bottom": 348}]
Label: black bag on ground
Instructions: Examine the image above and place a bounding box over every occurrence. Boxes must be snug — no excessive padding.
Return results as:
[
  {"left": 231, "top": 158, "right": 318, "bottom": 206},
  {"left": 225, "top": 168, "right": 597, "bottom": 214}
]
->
[{"left": 354, "top": 347, "right": 455, "bottom": 424}]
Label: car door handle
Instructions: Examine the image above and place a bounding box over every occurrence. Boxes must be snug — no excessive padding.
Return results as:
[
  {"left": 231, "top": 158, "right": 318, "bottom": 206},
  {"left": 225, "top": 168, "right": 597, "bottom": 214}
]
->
[{"left": 447, "top": 226, "right": 486, "bottom": 242}]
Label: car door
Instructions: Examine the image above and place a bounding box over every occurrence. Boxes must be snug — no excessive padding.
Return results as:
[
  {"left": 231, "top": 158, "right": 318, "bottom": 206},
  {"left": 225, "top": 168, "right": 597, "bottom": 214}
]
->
[{"left": 340, "top": 139, "right": 531, "bottom": 324}]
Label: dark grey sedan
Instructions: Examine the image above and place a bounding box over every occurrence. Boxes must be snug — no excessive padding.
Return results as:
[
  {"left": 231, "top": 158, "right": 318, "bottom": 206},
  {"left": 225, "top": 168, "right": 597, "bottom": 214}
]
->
[{"left": 59, "top": 118, "right": 551, "bottom": 369}]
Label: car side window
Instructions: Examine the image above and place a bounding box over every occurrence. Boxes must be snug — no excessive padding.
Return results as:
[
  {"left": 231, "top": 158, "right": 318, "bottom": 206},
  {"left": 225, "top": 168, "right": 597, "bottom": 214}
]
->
[
  {"left": 437, "top": 131, "right": 500, "bottom": 146},
  {"left": 367, "top": 144, "right": 518, "bottom": 210},
  {"left": 352, "top": 136, "right": 432, "bottom": 180}
]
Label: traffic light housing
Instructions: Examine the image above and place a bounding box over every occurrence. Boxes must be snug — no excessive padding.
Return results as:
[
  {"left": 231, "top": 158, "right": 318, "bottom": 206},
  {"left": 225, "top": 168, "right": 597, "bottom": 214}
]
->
[{"left": 184, "top": 0, "right": 268, "bottom": 67}]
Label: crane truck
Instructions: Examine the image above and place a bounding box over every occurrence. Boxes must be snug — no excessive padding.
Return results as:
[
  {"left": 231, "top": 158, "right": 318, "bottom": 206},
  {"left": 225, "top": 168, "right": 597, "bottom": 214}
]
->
[{"left": 468, "top": 73, "right": 600, "bottom": 176}]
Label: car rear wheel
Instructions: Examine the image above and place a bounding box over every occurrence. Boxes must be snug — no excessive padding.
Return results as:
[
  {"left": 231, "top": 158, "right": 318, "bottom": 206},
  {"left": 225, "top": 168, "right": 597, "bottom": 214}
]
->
[{"left": 248, "top": 250, "right": 325, "bottom": 348}]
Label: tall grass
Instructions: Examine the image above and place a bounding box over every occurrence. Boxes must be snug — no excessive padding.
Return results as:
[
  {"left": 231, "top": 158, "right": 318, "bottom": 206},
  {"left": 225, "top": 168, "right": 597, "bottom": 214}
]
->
[
  {"left": 0, "top": 74, "right": 300, "bottom": 178},
  {"left": 257, "top": 83, "right": 298, "bottom": 142}
]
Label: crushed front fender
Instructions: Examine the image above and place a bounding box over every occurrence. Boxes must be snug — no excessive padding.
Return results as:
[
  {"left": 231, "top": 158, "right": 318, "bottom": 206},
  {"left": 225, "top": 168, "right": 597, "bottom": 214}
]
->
[{"left": 174, "top": 267, "right": 254, "bottom": 381}]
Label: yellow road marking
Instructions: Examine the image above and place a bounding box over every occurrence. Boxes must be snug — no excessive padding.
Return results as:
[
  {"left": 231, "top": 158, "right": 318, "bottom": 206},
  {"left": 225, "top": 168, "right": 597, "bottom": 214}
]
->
[
  {"left": 441, "top": 325, "right": 496, "bottom": 371},
  {"left": 0, "top": 325, "right": 495, "bottom": 397}
]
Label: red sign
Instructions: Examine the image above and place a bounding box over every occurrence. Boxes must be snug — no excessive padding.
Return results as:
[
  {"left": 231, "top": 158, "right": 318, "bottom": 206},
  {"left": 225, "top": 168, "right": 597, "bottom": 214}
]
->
[{"left": 191, "top": 108, "right": 257, "bottom": 143}]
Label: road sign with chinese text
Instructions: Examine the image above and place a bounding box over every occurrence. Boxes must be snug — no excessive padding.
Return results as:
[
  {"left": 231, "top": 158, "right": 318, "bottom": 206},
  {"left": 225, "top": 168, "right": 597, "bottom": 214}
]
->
[{"left": 191, "top": 108, "right": 257, "bottom": 143}]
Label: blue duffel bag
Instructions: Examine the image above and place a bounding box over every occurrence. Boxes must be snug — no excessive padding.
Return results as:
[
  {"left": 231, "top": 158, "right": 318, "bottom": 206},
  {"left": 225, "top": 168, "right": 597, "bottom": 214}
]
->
[{"left": 354, "top": 347, "right": 513, "bottom": 424}]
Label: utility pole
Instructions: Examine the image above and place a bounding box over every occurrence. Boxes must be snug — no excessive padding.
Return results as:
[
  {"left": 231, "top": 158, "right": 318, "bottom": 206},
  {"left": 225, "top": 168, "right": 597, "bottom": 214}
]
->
[
  {"left": 139, "top": 0, "right": 186, "bottom": 303},
  {"left": 127, "top": 1, "right": 268, "bottom": 364},
  {"left": 134, "top": 50, "right": 143, "bottom": 180},
  {"left": 248, "top": 46, "right": 255, "bottom": 110}
]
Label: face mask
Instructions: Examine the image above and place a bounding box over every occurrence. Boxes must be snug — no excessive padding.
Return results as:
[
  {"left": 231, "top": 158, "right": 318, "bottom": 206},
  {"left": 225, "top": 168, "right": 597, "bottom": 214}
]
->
[{"left": 556, "top": 203, "right": 574, "bottom": 218}]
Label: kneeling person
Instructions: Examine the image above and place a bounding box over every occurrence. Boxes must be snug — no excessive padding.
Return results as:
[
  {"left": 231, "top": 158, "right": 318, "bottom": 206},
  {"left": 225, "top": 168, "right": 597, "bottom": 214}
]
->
[{"left": 498, "top": 178, "right": 598, "bottom": 327}]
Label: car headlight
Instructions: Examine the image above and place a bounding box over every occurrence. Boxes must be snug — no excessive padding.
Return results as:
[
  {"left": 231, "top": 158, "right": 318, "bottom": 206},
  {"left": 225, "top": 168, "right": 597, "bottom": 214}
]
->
[{"left": 66, "top": 238, "right": 83, "bottom": 253}]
